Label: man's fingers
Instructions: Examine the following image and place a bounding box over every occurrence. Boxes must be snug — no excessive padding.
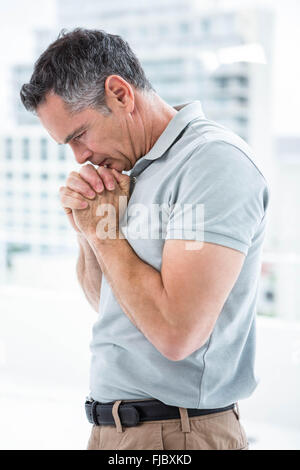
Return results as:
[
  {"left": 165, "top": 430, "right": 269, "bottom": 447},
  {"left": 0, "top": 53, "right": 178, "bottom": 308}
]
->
[
  {"left": 63, "top": 197, "right": 88, "bottom": 210},
  {"left": 78, "top": 163, "right": 120, "bottom": 193},
  {"left": 66, "top": 171, "right": 96, "bottom": 199},
  {"left": 96, "top": 166, "right": 117, "bottom": 191},
  {"left": 111, "top": 168, "right": 130, "bottom": 192},
  {"left": 79, "top": 164, "right": 105, "bottom": 193},
  {"left": 59, "top": 186, "right": 89, "bottom": 210}
]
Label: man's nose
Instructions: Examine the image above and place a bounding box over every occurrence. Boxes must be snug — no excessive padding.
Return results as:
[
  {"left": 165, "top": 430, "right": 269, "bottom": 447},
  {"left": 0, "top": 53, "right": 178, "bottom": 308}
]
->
[{"left": 69, "top": 143, "right": 93, "bottom": 164}]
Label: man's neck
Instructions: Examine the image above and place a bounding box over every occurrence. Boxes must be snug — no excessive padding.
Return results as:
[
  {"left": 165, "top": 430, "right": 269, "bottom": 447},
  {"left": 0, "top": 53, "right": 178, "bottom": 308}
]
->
[{"left": 135, "top": 91, "right": 178, "bottom": 160}]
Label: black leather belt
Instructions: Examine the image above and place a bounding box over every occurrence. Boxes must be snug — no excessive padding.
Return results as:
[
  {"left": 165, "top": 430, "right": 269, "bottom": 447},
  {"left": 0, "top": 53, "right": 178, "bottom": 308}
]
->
[{"left": 85, "top": 398, "right": 235, "bottom": 427}]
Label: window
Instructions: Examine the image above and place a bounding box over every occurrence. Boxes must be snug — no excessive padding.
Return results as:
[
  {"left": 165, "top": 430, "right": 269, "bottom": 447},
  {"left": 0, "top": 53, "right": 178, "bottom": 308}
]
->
[
  {"left": 237, "top": 96, "right": 248, "bottom": 104},
  {"left": 180, "top": 22, "right": 189, "bottom": 34},
  {"left": 214, "top": 76, "right": 229, "bottom": 88},
  {"left": 22, "top": 138, "right": 30, "bottom": 160},
  {"left": 236, "top": 76, "right": 249, "bottom": 87},
  {"left": 40, "top": 138, "right": 48, "bottom": 160},
  {"left": 201, "top": 18, "right": 211, "bottom": 33},
  {"left": 236, "top": 116, "right": 248, "bottom": 125},
  {"left": 58, "top": 147, "right": 66, "bottom": 161},
  {"left": 5, "top": 137, "right": 12, "bottom": 160}
]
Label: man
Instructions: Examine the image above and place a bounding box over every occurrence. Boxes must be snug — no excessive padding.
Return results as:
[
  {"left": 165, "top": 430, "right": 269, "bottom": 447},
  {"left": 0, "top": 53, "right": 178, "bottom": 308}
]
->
[{"left": 20, "top": 28, "right": 269, "bottom": 450}]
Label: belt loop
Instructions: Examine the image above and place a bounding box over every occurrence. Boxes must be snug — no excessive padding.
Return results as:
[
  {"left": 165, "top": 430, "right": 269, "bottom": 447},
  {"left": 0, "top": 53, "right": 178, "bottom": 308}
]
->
[
  {"left": 233, "top": 402, "right": 240, "bottom": 420},
  {"left": 91, "top": 400, "right": 99, "bottom": 425},
  {"left": 178, "top": 407, "right": 191, "bottom": 433},
  {"left": 112, "top": 400, "right": 124, "bottom": 433}
]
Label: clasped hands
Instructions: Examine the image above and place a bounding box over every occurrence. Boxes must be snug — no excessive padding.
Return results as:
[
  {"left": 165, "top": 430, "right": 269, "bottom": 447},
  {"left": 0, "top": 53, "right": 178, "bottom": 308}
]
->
[{"left": 59, "top": 164, "right": 131, "bottom": 240}]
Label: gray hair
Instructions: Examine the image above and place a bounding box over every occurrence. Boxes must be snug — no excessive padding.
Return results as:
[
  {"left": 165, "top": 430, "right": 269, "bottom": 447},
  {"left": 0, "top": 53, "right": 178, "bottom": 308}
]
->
[{"left": 20, "top": 28, "right": 155, "bottom": 116}]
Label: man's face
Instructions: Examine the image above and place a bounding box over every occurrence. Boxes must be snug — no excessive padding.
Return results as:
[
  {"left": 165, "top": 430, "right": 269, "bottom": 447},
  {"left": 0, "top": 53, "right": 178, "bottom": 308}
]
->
[{"left": 37, "top": 92, "right": 136, "bottom": 172}]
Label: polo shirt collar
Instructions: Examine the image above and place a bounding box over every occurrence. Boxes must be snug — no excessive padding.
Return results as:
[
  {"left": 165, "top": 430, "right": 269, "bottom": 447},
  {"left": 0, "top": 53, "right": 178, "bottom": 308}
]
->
[{"left": 142, "top": 100, "right": 205, "bottom": 161}]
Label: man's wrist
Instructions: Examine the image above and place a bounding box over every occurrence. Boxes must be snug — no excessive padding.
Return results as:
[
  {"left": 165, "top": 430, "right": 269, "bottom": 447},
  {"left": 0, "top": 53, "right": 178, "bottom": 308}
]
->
[
  {"left": 86, "top": 227, "right": 123, "bottom": 248},
  {"left": 77, "top": 232, "right": 92, "bottom": 245}
]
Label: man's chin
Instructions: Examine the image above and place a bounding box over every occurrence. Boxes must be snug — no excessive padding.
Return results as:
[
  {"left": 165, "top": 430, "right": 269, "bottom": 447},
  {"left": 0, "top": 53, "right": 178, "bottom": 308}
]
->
[
  {"left": 108, "top": 163, "right": 128, "bottom": 173},
  {"left": 98, "top": 158, "right": 129, "bottom": 172}
]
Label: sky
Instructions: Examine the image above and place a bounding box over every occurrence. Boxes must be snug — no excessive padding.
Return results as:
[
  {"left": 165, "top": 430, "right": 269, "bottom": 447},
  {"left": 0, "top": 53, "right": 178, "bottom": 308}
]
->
[
  {"left": 0, "top": 0, "right": 299, "bottom": 136},
  {"left": 0, "top": 0, "right": 56, "bottom": 62},
  {"left": 271, "top": 0, "right": 300, "bottom": 136},
  {"left": 0, "top": 0, "right": 56, "bottom": 124}
]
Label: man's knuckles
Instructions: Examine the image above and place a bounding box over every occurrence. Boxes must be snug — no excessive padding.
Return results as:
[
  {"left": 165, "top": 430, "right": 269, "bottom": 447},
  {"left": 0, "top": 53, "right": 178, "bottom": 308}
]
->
[
  {"left": 59, "top": 185, "right": 87, "bottom": 201},
  {"left": 96, "top": 166, "right": 117, "bottom": 190},
  {"left": 78, "top": 165, "right": 105, "bottom": 192}
]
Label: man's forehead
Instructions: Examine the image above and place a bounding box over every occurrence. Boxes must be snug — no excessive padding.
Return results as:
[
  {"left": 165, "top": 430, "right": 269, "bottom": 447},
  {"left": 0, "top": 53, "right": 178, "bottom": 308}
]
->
[
  {"left": 37, "top": 92, "right": 71, "bottom": 120},
  {"left": 37, "top": 93, "right": 88, "bottom": 144}
]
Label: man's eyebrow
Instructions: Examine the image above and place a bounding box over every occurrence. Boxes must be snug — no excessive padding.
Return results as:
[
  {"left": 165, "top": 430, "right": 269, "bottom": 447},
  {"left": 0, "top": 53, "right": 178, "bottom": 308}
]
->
[{"left": 61, "top": 125, "right": 87, "bottom": 145}]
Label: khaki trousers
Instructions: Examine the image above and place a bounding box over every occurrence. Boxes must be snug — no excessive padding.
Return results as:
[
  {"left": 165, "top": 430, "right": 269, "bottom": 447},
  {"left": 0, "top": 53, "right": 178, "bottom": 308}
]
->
[{"left": 87, "top": 400, "right": 248, "bottom": 450}]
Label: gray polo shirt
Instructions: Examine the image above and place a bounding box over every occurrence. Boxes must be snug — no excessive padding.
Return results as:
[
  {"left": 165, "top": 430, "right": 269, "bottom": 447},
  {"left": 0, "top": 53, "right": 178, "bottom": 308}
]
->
[{"left": 89, "top": 100, "right": 270, "bottom": 409}]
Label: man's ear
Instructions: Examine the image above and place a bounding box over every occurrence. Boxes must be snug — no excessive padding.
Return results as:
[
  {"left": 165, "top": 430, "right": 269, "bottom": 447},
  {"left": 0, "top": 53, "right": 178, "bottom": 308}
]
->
[{"left": 105, "top": 75, "right": 134, "bottom": 113}]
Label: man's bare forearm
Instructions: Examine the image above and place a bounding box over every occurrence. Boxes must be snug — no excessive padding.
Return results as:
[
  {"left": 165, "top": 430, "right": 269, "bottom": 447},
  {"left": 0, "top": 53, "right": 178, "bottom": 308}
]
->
[
  {"left": 76, "top": 233, "right": 102, "bottom": 312},
  {"left": 86, "top": 231, "right": 177, "bottom": 359}
]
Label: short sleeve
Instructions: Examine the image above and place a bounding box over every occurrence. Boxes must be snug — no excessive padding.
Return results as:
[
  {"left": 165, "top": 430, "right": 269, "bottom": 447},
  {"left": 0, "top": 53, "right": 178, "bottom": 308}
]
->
[{"left": 165, "top": 141, "right": 269, "bottom": 255}]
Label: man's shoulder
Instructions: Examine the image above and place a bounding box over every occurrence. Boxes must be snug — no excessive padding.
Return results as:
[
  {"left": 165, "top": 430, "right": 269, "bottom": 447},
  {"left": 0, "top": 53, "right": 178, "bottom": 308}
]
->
[{"left": 180, "top": 119, "right": 268, "bottom": 185}]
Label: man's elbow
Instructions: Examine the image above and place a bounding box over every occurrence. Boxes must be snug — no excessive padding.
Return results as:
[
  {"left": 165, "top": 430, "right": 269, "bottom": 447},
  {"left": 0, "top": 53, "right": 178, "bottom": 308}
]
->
[
  {"left": 159, "top": 304, "right": 218, "bottom": 361},
  {"left": 161, "top": 335, "right": 209, "bottom": 362}
]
